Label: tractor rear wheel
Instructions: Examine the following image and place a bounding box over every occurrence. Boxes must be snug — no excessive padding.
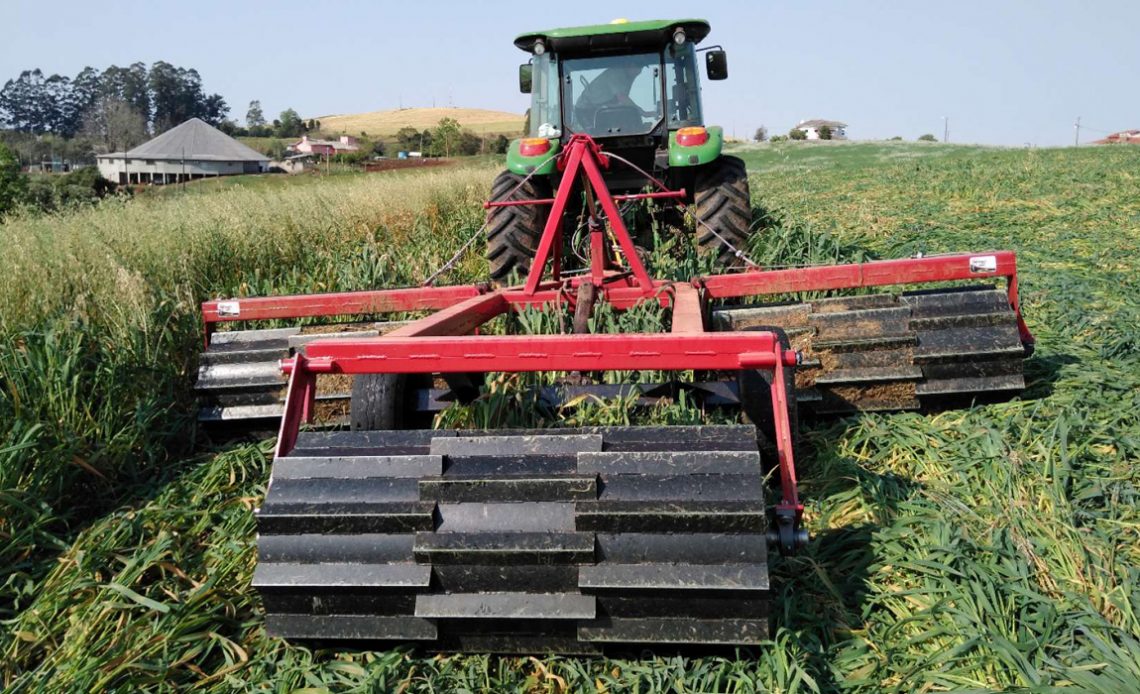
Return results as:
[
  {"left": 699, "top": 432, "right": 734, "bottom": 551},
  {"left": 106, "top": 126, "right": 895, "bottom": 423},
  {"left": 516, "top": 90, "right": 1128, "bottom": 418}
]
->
[
  {"left": 486, "top": 171, "right": 551, "bottom": 282},
  {"left": 693, "top": 155, "right": 752, "bottom": 267}
]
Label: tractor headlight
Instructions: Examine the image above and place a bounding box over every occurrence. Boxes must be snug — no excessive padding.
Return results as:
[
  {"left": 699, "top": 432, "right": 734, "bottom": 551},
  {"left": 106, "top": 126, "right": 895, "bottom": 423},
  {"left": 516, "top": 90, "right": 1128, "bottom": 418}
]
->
[
  {"left": 673, "top": 29, "right": 686, "bottom": 45},
  {"left": 533, "top": 40, "right": 546, "bottom": 55}
]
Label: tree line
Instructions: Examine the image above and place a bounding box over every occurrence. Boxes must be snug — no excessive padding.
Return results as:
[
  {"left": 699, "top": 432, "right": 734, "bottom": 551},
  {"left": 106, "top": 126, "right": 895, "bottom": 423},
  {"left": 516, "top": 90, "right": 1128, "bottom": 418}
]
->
[
  {"left": 0, "top": 62, "right": 228, "bottom": 153},
  {"left": 394, "top": 119, "right": 509, "bottom": 157}
]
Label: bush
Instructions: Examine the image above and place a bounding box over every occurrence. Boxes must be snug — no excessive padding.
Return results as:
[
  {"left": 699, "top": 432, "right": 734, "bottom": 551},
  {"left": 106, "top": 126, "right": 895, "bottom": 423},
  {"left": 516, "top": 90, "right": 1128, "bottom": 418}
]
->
[
  {"left": 0, "top": 142, "right": 27, "bottom": 216},
  {"left": 918, "top": 133, "right": 938, "bottom": 142},
  {"left": 788, "top": 128, "right": 806, "bottom": 140},
  {"left": 13, "top": 166, "right": 120, "bottom": 215},
  {"left": 889, "top": 136, "right": 903, "bottom": 141},
  {"left": 769, "top": 135, "right": 788, "bottom": 143},
  {"left": 331, "top": 150, "right": 369, "bottom": 165},
  {"left": 818, "top": 125, "right": 832, "bottom": 140},
  {"left": 457, "top": 130, "right": 482, "bottom": 156}
]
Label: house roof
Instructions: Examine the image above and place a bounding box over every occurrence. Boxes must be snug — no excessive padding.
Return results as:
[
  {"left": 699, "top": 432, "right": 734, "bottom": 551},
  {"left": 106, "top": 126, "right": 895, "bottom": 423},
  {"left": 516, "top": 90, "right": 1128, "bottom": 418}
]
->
[
  {"left": 1092, "top": 129, "right": 1140, "bottom": 144},
  {"left": 796, "top": 119, "right": 847, "bottom": 129},
  {"left": 105, "top": 118, "right": 268, "bottom": 162},
  {"left": 294, "top": 137, "right": 357, "bottom": 148}
]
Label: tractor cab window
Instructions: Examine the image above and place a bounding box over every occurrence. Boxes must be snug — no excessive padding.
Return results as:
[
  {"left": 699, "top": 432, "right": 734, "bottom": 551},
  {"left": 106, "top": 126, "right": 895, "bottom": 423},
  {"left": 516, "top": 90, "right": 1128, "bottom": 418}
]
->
[
  {"left": 561, "top": 53, "right": 663, "bottom": 137},
  {"left": 665, "top": 42, "right": 702, "bottom": 128},
  {"left": 527, "top": 53, "right": 562, "bottom": 138}
]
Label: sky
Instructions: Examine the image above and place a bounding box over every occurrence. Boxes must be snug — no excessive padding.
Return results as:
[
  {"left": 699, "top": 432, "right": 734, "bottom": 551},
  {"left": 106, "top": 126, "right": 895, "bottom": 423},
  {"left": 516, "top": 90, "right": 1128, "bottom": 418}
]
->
[{"left": 3, "top": 0, "right": 1136, "bottom": 146}]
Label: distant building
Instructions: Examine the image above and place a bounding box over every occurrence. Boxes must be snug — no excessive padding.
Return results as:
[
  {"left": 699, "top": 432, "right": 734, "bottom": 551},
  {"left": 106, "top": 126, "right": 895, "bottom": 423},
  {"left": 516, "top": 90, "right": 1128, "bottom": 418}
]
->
[
  {"left": 795, "top": 119, "right": 848, "bottom": 140},
  {"left": 96, "top": 118, "right": 269, "bottom": 184},
  {"left": 289, "top": 135, "right": 360, "bottom": 156},
  {"left": 273, "top": 153, "right": 317, "bottom": 174},
  {"left": 1092, "top": 129, "right": 1140, "bottom": 145}
]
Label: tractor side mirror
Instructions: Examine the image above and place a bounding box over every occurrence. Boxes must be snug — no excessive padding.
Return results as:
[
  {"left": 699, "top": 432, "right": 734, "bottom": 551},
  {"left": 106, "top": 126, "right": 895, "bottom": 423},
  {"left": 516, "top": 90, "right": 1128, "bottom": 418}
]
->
[
  {"left": 519, "top": 64, "right": 533, "bottom": 93},
  {"left": 705, "top": 50, "right": 728, "bottom": 80}
]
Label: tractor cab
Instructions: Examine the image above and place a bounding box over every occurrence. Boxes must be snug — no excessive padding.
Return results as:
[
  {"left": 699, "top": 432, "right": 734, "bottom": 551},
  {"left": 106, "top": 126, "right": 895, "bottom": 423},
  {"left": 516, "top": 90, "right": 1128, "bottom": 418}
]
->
[{"left": 510, "top": 19, "right": 728, "bottom": 187}]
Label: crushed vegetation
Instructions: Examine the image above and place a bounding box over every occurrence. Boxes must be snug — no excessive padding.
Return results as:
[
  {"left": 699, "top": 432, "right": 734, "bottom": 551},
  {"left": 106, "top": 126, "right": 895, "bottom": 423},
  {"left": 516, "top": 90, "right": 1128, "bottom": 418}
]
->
[{"left": 1, "top": 143, "right": 1138, "bottom": 691}]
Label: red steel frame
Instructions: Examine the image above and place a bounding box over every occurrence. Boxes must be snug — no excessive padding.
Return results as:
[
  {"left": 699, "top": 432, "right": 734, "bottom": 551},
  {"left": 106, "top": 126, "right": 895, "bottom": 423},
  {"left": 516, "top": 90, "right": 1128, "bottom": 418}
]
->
[{"left": 203, "top": 134, "right": 1038, "bottom": 548}]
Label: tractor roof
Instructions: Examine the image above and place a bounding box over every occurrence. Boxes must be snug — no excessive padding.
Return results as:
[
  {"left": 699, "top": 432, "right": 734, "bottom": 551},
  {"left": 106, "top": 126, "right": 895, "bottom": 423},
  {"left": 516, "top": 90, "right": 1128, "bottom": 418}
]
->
[{"left": 515, "top": 19, "right": 710, "bottom": 55}]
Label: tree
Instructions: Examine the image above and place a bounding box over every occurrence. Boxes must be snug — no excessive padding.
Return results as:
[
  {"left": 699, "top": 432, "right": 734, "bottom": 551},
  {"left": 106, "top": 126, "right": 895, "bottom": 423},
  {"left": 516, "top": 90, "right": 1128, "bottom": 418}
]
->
[
  {"left": 753, "top": 126, "right": 768, "bottom": 143},
  {"left": 79, "top": 96, "right": 149, "bottom": 153},
  {"left": 276, "top": 108, "right": 303, "bottom": 138},
  {"left": 395, "top": 126, "right": 421, "bottom": 151},
  {"left": 492, "top": 134, "right": 510, "bottom": 154},
  {"left": 266, "top": 139, "right": 287, "bottom": 160},
  {"left": 370, "top": 139, "right": 386, "bottom": 157},
  {"left": 457, "top": 129, "right": 482, "bottom": 156},
  {"left": 788, "top": 128, "right": 806, "bottom": 140},
  {"left": 100, "top": 63, "right": 151, "bottom": 125},
  {"left": 917, "top": 133, "right": 937, "bottom": 142},
  {"left": 889, "top": 136, "right": 902, "bottom": 141},
  {"left": 217, "top": 119, "right": 243, "bottom": 136},
  {"left": 0, "top": 142, "right": 26, "bottom": 216},
  {"left": 69, "top": 67, "right": 102, "bottom": 129},
  {"left": 147, "top": 62, "right": 228, "bottom": 131},
  {"left": 246, "top": 100, "right": 266, "bottom": 129},
  {"left": 202, "top": 93, "right": 229, "bottom": 126},
  {"left": 0, "top": 69, "right": 71, "bottom": 134},
  {"left": 432, "top": 117, "right": 462, "bottom": 157},
  {"left": 818, "top": 125, "right": 832, "bottom": 140}
]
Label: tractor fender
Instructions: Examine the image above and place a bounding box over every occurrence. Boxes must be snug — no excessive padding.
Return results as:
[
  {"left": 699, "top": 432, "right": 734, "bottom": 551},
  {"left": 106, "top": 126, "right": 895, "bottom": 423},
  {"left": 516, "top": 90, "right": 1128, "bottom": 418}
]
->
[
  {"left": 668, "top": 125, "right": 724, "bottom": 167},
  {"left": 505, "top": 137, "right": 561, "bottom": 176}
]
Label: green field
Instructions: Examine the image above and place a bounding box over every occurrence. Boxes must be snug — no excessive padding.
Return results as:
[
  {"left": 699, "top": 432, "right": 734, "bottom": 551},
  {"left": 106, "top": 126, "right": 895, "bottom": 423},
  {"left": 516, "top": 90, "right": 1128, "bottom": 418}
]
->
[{"left": 1, "top": 142, "right": 1138, "bottom": 691}]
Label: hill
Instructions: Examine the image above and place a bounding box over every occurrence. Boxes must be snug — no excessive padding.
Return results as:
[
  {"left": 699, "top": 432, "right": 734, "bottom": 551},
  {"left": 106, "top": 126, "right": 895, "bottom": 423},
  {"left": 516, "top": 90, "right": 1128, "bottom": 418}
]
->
[
  {"left": 315, "top": 107, "right": 524, "bottom": 137},
  {"left": 1, "top": 144, "right": 1139, "bottom": 690}
]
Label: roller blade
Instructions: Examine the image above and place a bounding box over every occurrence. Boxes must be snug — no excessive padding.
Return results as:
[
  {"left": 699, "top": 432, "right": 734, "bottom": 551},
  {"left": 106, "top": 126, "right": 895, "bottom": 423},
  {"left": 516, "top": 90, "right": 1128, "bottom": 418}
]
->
[
  {"left": 253, "top": 425, "right": 771, "bottom": 652},
  {"left": 713, "top": 286, "right": 1028, "bottom": 414},
  {"left": 196, "top": 322, "right": 408, "bottom": 424}
]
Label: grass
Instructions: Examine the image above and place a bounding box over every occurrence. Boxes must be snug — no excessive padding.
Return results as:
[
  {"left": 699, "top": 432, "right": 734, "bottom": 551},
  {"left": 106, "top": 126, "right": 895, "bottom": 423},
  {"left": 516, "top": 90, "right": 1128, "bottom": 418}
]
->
[
  {"left": 1, "top": 143, "right": 1139, "bottom": 691},
  {"left": 315, "top": 107, "right": 525, "bottom": 138}
]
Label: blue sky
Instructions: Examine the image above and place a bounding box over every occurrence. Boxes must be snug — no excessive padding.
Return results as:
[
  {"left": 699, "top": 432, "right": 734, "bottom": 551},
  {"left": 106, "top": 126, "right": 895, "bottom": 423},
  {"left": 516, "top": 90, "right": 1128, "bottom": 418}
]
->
[{"left": 4, "top": 0, "right": 1136, "bottom": 146}]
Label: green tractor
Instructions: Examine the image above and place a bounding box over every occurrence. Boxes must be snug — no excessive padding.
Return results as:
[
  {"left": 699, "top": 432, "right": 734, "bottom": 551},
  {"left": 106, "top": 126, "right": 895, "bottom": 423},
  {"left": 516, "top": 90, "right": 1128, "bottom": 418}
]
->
[{"left": 486, "top": 18, "right": 751, "bottom": 280}]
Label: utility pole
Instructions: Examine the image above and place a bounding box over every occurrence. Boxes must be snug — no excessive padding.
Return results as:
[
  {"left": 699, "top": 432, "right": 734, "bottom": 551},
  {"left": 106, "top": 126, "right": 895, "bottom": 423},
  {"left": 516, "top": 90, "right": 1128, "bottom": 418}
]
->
[
  {"left": 943, "top": 116, "right": 949, "bottom": 143},
  {"left": 1073, "top": 116, "right": 1081, "bottom": 146}
]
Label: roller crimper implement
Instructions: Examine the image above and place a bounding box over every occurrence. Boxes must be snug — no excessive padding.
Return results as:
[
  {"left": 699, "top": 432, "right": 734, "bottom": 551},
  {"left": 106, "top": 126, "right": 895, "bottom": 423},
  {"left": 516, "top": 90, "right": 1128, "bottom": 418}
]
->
[{"left": 198, "top": 18, "right": 1035, "bottom": 651}]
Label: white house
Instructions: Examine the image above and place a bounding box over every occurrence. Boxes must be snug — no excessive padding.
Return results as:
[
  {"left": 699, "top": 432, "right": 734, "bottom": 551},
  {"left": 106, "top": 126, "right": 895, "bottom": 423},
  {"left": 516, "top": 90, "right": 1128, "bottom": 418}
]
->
[
  {"left": 795, "top": 119, "right": 848, "bottom": 140},
  {"left": 96, "top": 118, "right": 269, "bottom": 184},
  {"left": 289, "top": 135, "right": 360, "bottom": 156}
]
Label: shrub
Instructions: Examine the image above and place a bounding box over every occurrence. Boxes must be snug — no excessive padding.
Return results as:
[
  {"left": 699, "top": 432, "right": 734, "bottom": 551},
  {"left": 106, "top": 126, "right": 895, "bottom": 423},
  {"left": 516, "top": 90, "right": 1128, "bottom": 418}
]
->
[
  {"left": 0, "top": 142, "right": 27, "bottom": 216},
  {"left": 918, "top": 133, "right": 938, "bottom": 142},
  {"left": 788, "top": 128, "right": 806, "bottom": 140},
  {"left": 332, "top": 150, "right": 369, "bottom": 165}
]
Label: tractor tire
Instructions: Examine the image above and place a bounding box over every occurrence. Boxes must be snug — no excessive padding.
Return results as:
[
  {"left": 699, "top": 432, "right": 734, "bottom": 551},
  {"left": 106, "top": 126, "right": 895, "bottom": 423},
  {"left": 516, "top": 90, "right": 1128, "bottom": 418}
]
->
[
  {"left": 486, "top": 171, "right": 551, "bottom": 283},
  {"left": 693, "top": 155, "right": 752, "bottom": 268},
  {"left": 350, "top": 373, "right": 406, "bottom": 431}
]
